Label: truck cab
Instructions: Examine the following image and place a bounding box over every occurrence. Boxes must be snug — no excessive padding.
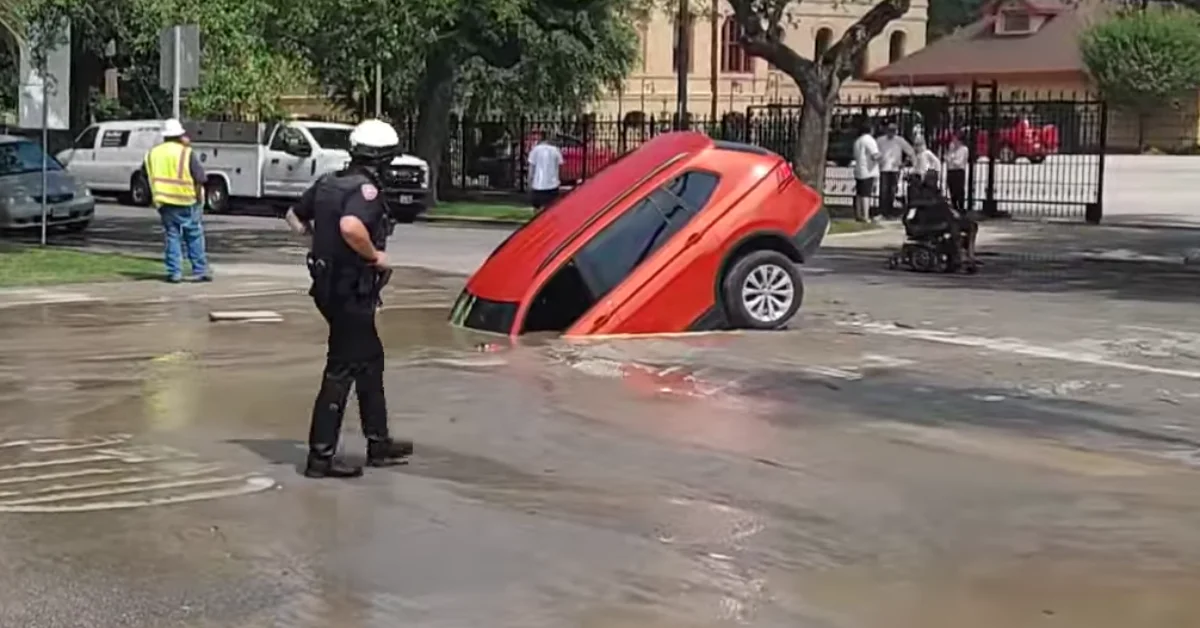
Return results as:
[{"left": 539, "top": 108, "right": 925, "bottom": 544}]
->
[{"left": 185, "top": 119, "right": 430, "bottom": 220}]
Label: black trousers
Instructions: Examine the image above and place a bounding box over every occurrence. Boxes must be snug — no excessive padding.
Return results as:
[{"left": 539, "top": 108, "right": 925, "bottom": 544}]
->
[
  {"left": 946, "top": 169, "right": 967, "bottom": 213},
  {"left": 308, "top": 291, "right": 389, "bottom": 459},
  {"left": 878, "top": 171, "right": 901, "bottom": 218}
]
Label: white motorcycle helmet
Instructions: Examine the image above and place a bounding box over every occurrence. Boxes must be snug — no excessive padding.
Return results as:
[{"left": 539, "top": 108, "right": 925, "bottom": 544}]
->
[{"left": 348, "top": 119, "right": 400, "bottom": 161}]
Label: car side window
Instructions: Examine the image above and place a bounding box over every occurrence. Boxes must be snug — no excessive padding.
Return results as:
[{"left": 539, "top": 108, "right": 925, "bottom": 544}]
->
[
  {"left": 664, "top": 171, "right": 719, "bottom": 212},
  {"left": 100, "top": 130, "right": 130, "bottom": 148},
  {"left": 74, "top": 126, "right": 99, "bottom": 149},
  {"left": 572, "top": 171, "right": 720, "bottom": 300},
  {"left": 269, "top": 126, "right": 308, "bottom": 152}
]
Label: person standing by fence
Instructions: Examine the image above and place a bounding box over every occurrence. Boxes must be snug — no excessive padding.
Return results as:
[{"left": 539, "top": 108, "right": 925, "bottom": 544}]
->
[
  {"left": 944, "top": 132, "right": 969, "bottom": 213},
  {"left": 527, "top": 131, "right": 563, "bottom": 213},
  {"left": 852, "top": 121, "right": 881, "bottom": 223},
  {"left": 876, "top": 122, "right": 914, "bottom": 220},
  {"left": 143, "top": 118, "right": 211, "bottom": 283}
]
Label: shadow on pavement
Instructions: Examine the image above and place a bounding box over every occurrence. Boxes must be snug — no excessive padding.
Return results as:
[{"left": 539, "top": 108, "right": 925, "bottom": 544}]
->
[{"left": 823, "top": 243, "right": 1200, "bottom": 304}]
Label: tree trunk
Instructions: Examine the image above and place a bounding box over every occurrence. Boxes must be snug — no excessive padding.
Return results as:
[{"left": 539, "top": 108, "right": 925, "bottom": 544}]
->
[
  {"left": 1136, "top": 112, "right": 1146, "bottom": 153},
  {"left": 793, "top": 92, "right": 833, "bottom": 193},
  {"left": 413, "top": 50, "right": 458, "bottom": 205}
]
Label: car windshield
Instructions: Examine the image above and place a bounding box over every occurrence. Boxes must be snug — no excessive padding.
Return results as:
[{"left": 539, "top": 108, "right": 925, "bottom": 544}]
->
[
  {"left": 306, "top": 127, "right": 352, "bottom": 151},
  {"left": 0, "top": 140, "right": 61, "bottom": 176}
]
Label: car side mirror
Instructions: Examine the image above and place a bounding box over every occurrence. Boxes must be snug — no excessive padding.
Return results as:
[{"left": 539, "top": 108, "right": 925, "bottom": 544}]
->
[{"left": 286, "top": 141, "right": 312, "bottom": 158}]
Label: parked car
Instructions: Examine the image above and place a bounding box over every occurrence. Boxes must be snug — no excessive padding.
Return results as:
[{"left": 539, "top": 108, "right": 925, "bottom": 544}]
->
[
  {"left": 0, "top": 136, "right": 95, "bottom": 232},
  {"left": 936, "top": 114, "right": 1059, "bottom": 163},
  {"left": 450, "top": 131, "right": 828, "bottom": 337}
]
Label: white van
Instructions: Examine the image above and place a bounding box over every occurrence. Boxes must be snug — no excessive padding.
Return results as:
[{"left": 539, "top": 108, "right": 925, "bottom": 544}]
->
[{"left": 55, "top": 120, "right": 164, "bottom": 205}]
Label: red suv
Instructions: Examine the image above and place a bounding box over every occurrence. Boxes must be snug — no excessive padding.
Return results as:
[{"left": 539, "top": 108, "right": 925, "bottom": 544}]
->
[{"left": 451, "top": 132, "right": 828, "bottom": 337}]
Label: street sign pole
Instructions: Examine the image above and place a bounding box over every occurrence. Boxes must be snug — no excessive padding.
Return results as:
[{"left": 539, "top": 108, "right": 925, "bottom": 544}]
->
[
  {"left": 374, "top": 63, "right": 382, "bottom": 117},
  {"left": 39, "top": 67, "right": 48, "bottom": 246},
  {"left": 172, "top": 26, "right": 181, "bottom": 118}
]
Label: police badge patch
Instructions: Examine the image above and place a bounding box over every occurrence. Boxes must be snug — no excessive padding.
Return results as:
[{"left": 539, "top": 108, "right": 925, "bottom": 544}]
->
[{"left": 361, "top": 183, "right": 379, "bottom": 201}]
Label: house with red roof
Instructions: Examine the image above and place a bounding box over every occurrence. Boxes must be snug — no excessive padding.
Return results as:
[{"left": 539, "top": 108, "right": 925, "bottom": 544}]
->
[{"left": 869, "top": 0, "right": 1199, "bottom": 151}]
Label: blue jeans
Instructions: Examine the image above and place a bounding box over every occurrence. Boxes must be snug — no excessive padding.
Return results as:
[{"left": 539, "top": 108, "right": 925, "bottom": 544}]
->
[{"left": 158, "top": 203, "right": 209, "bottom": 279}]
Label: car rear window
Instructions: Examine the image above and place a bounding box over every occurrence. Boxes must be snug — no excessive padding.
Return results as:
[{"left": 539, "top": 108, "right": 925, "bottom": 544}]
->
[{"left": 449, "top": 290, "right": 518, "bottom": 335}]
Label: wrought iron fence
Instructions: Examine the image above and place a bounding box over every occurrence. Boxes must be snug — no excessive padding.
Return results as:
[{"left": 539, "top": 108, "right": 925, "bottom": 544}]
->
[{"left": 424, "top": 85, "right": 1107, "bottom": 222}]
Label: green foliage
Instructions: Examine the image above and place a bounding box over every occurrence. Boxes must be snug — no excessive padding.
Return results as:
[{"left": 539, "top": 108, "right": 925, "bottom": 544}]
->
[
  {"left": 1081, "top": 8, "right": 1200, "bottom": 114},
  {"left": 927, "top": 0, "right": 984, "bottom": 40},
  {"left": 18, "top": 0, "right": 307, "bottom": 118}
]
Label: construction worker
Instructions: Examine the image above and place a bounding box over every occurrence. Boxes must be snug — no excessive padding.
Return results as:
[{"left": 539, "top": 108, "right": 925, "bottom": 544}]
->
[
  {"left": 284, "top": 119, "right": 413, "bottom": 479},
  {"left": 143, "top": 118, "right": 211, "bottom": 283}
]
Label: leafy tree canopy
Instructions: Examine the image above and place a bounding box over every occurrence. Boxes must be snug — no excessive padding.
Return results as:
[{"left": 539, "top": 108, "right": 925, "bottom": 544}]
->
[{"left": 1081, "top": 6, "right": 1200, "bottom": 114}]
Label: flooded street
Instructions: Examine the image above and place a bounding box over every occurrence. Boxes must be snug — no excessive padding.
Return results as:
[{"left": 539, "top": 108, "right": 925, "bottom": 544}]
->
[{"left": 3, "top": 263, "right": 1200, "bottom": 627}]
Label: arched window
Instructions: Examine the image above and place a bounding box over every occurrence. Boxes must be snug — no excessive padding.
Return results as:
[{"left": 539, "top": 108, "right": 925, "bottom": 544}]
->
[
  {"left": 888, "top": 31, "right": 907, "bottom": 63},
  {"left": 814, "top": 27, "right": 833, "bottom": 61},
  {"left": 720, "top": 18, "right": 753, "bottom": 73},
  {"left": 672, "top": 12, "right": 695, "bottom": 73}
]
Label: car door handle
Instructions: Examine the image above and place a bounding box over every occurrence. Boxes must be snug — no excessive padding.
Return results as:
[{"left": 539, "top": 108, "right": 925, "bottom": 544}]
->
[
  {"left": 684, "top": 233, "right": 701, "bottom": 247},
  {"left": 270, "top": 158, "right": 279, "bottom": 164},
  {"left": 592, "top": 313, "right": 610, "bottom": 329}
]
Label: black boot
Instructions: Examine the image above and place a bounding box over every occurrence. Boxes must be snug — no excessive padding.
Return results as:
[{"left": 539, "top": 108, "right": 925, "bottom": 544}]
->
[
  {"left": 304, "top": 455, "right": 364, "bottom": 479},
  {"left": 367, "top": 438, "right": 414, "bottom": 467}
]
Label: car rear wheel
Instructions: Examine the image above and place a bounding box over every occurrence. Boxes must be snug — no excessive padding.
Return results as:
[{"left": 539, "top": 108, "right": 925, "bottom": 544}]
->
[
  {"left": 1028, "top": 154, "right": 1046, "bottom": 164},
  {"left": 129, "top": 172, "right": 151, "bottom": 207},
  {"left": 205, "top": 177, "right": 230, "bottom": 214},
  {"left": 998, "top": 145, "right": 1017, "bottom": 164},
  {"left": 722, "top": 250, "right": 803, "bottom": 330}
]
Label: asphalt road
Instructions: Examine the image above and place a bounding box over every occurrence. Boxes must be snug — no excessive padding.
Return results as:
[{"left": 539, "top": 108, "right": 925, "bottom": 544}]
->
[{"left": 3, "top": 202, "right": 1200, "bottom": 626}]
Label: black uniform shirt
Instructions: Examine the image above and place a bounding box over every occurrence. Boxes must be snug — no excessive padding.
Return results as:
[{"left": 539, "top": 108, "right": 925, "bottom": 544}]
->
[{"left": 294, "top": 167, "right": 389, "bottom": 267}]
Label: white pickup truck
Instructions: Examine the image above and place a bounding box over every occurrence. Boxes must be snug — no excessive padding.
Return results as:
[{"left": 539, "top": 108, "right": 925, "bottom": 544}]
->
[{"left": 184, "top": 119, "right": 430, "bottom": 221}]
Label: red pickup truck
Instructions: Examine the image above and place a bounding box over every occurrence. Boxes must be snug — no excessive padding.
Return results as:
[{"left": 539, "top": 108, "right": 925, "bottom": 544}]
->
[{"left": 937, "top": 114, "right": 1059, "bottom": 164}]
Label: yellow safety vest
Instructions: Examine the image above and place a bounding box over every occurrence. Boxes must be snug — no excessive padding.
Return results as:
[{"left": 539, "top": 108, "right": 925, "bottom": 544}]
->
[{"left": 144, "top": 141, "right": 197, "bottom": 207}]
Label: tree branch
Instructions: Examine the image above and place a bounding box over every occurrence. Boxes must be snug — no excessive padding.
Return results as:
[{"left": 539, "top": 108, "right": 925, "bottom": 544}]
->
[
  {"left": 727, "top": 0, "right": 816, "bottom": 82},
  {"left": 824, "top": 0, "right": 911, "bottom": 80}
]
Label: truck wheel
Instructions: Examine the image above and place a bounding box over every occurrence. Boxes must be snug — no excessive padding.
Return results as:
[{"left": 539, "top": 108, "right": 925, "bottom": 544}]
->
[
  {"left": 205, "top": 177, "right": 230, "bottom": 214},
  {"left": 128, "top": 172, "right": 151, "bottom": 207},
  {"left": 721, "top": 250, "right": 803, "bottom": 330},
  {"left": 999, "top": 145, "right": 1017, "bottom": 164}
]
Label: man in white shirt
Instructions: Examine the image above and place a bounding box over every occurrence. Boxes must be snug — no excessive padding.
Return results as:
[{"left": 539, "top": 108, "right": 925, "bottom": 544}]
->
[
  {"left": 944, "top": 132, "right": 970, "bottom": 212},
  {"left": 876, "top": 122, "right": 915, "bottom": 219},
  {"left": 527, "top": 131, "right": 564, "bottom": 213},
  {"left": 851, "top": 122, "right": 881, "bottom": 223},
  {"left": 912, "top": 136, "right": 942, "bottom": 185}
]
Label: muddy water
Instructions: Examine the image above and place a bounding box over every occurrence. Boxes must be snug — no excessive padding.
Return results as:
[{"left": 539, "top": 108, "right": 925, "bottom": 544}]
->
[{"left": 1, "top": 289, "right": 1200, "bottom": 626}]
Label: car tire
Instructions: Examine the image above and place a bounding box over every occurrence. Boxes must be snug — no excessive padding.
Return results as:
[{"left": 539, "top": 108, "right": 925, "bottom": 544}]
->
[
  {"left": 129, "top": 172, "right": 152, "bottom": 207},
  {"left": 205, "top": 177, "right": 230, "bottom": 214},
  {"left": 835, "top": 159, "right": 852, "bottom": 167},
  {"left": 1028, "top": 154, "right": 1046, "bottom": 164},
  {"left": 999, "top": 145, "right": 1017, "bottom": 164},
  {"left": 722, "top": 250, "right": 803, "bottom": 330}
]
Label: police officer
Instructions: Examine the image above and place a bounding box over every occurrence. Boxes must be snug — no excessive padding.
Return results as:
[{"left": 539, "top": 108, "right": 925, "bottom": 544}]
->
[{"left": 285, "top": 119, "right": 413, "bottom": 479}]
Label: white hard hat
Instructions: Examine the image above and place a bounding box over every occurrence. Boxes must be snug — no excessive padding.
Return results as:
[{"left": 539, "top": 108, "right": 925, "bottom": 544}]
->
[
  {"left": 349, "top": 119, "right": 399, "bottom": 150},
  {"left": 162, "top": 118, "right": 186, "bottom": 138}
]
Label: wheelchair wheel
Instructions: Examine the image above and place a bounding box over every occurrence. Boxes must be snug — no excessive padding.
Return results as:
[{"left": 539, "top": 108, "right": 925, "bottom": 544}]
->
[{"left": 911, "top": 246, "right": 938, "bottom": 272}]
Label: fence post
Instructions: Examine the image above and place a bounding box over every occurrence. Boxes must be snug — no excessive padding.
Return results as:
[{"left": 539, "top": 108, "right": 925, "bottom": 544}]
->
[
  {"left": 517, "top": 116, "right": 528, "bottom": 193},
  {"left": 965, "top": 86, "right": 977, "bottom": 213},
  {"left": 1087, "top": 99, "right": 1108, "bottom": 224},
  {"left": 581, "top": 116, "right": 591, "bottom": 181},
  {"left": 459, "top": 116, "right": 469, "bottom": 191},
  {"left": 982, "top": 81, "right": 1000, "bottom": 217}
]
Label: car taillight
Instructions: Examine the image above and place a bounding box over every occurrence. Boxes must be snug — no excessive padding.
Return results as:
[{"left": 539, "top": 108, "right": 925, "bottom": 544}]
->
[{"left": 776, "top": 163, "right": 795, "bottom": 190}]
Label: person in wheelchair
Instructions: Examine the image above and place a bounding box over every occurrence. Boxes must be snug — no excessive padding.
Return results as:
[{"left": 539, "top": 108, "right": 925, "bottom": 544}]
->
[{"left": 903, "top": 167, "right": 979, "bottom": 270}]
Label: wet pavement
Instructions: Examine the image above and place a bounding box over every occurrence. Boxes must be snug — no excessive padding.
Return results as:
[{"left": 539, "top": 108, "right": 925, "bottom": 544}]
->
[{"left": 2, "top": 250, "right": 1200, "bottom": 627}]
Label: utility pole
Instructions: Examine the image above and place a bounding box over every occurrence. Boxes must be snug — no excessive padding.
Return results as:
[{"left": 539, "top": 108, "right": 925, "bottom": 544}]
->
[
  {"left": 709, "top": 0, "right": 718, "bottom": 121},
  {"left": 675, "top": 0, "right": 689, "bottom": 129},
  {"left": 171, "top": 25, "right": 181, "bottom": 119}
]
